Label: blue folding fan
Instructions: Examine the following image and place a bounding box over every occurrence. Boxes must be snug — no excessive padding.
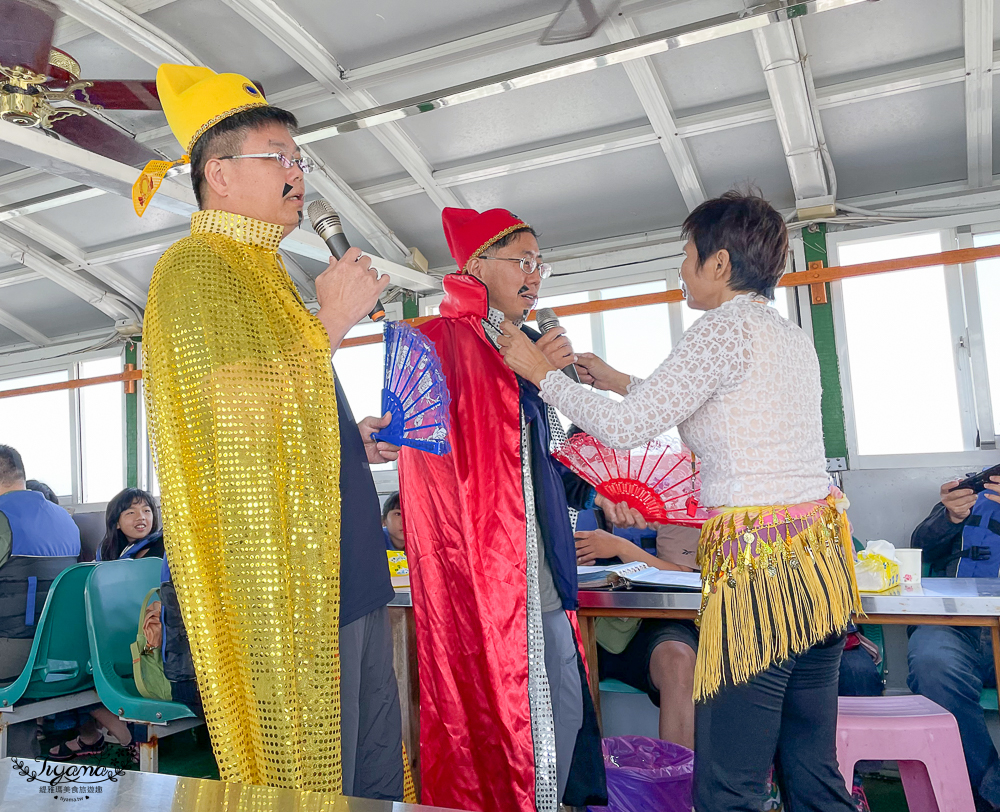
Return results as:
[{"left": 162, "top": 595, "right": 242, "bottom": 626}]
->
[{"left": 372, "top": 320, "right": 452, "bottom": 455}]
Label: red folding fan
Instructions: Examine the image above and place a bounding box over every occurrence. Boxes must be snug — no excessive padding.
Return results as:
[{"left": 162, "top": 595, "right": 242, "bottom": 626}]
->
[{"left": 555, "top": 433, "right": 709, "bottom": 527}]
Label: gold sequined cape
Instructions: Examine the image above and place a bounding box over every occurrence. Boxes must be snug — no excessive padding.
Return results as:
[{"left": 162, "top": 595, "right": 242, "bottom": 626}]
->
[{"left": 142, "top": 211, "right": 342, "bottom": 791}]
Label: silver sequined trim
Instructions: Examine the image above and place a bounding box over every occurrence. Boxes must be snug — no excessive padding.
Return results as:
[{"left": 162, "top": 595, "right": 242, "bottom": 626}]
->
[{"left": 521, "top": 409, "right": 560, "bottom": 812}]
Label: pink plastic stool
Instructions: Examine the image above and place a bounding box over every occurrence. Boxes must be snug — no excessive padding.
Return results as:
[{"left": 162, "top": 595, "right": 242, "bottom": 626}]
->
[{"left": 837, "top": 695, "right": 975, "bottom": 812}]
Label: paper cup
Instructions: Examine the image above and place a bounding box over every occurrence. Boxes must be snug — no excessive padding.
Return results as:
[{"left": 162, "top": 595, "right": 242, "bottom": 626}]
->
[{"left": 895, "top": 547, "right": 922, "bottom": 584}]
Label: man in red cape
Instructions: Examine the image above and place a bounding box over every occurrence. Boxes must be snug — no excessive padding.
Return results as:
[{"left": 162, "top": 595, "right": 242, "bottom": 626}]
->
[{"left": 398, "top": 208, "right": 611, "bottom": 812}]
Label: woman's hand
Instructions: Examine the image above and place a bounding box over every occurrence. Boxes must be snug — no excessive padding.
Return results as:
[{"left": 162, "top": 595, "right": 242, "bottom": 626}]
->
[
  {"left": 575, "top": 353, "right": 632, "bottom": 396},
  {"left": 498, "top": 320, "right": 557, "bottom": 386},
  {"left": 595, "top": 494, "right": 648, "bottom": 529},
  {"left": 575, "top": 530, "right": 625, "bottom": 565}
]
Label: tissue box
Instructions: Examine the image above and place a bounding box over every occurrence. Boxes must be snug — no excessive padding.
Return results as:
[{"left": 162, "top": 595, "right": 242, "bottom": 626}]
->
[{"left": 855, "top": 540, "right": 900, "bottom": 593}]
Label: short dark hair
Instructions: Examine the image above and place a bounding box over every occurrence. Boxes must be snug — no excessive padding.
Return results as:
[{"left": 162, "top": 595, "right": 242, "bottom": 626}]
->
[
  {"left": 190, "top": 105, "right": 299, "bottom": 209},
  {"left": 681, "top": 189, "right": 788, "bottom": 299},
  {"left": 483, "top": 224, "right": 538, "bottom": 255},
  {"left": 381, "top": 491, "right": 401, "bottom": 523},
  {"left": 0, "top": 445, "right": 25, "bottom": 485},
  {"left": 26, "top": 480, "right": 59, "bottom": 504}
]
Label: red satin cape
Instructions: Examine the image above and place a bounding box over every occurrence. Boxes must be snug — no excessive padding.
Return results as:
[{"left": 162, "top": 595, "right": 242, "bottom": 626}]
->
[{"left": 398, "top": 274, "right": 539, "bottom": 812}]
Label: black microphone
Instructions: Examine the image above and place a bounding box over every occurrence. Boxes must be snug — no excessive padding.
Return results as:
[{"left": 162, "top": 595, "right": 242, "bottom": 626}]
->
[
  {"left": 535, "top": 307, "right": 581, "bottom": 382},
  {"left": 307, "top": 199, "right": 386, "bottom": 322}
]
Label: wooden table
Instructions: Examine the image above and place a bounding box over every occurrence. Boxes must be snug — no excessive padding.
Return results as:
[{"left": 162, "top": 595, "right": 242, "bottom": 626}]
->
[
  {"left": 391, "top": 579, "right": 1000, "bottom": 753},
  {"left": 576, "top": 578, "right": 1000, "bottom": 721}
]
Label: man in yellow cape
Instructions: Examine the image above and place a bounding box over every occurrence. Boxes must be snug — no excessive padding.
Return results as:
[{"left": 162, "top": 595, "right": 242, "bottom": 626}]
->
[{"left": 139, "top": 64, "right": 404, "bottom": 796}]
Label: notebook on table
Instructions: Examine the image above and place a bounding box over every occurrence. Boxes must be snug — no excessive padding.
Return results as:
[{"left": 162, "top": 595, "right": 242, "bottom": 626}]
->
[{"left": 578, "top": 563, "right": 702, "bottom": 591}]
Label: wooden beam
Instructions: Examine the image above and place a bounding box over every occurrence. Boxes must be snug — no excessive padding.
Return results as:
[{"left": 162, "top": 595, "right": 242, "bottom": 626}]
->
[{"left": 0, "top": 369, "right": 142, "bottom": 400}]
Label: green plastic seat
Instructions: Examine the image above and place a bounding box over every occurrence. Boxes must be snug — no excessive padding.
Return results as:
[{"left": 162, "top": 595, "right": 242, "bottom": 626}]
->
[
  {"left": 84, "top": 558, "right": 195, "bottom": 723},
  {"left": 599, "top": 678, "right": 645, "bottom": 695},
  {"left": 0, "top": 562, "right": 96, "bottom": 709},
  {"left": 981, "top": 689, "right": 998, "bottom": 711}
]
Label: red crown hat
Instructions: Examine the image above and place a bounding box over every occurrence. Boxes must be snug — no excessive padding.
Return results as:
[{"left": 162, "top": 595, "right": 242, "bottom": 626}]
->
[{"left": 441, "top": 207, "right": 532, "bottom": 272}]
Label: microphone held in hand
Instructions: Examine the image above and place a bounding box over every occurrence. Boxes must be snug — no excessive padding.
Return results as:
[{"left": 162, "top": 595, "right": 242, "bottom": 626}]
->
[
  {"left": 307, "top": 199, "right": 386, "bottom": 322},
  {"left": 535, "top": 307, "right": 581, "bottom": 382}
]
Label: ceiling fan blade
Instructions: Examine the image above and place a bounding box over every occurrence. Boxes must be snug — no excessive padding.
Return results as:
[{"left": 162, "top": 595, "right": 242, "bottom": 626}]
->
[
  {"left": 50, "top": 112, "right": 163, "bottom": 167},
  {"left": 539, "top": 0, "right": 623, "bottom": 45},
  {"left": 73, "top": 79, "right": 160, "bottom": 110},
  {"left": 0, "top": 0, "right": 57, "bottom": 75},
  {"left": 65, "top": 78, "right": 265, "bottom": 110}
]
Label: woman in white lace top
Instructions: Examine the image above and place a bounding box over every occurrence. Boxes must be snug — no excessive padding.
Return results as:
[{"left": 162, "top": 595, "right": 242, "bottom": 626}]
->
[{"left": 499, "top": 191, "right": 859, "bottom": 812}]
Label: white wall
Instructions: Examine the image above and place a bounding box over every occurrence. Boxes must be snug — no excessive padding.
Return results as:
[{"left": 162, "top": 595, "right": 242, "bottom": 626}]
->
[{"left": 842, "top": 465, "right": 970, "bottom": 548}]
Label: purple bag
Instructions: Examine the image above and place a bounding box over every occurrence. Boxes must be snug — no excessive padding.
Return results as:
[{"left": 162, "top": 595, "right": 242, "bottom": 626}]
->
[{"left": 590, "top": 736, "right": 694, "bottom": 812}]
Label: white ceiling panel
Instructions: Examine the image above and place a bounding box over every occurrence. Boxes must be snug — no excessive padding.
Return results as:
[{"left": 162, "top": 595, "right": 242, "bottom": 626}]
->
[
  {"left": 800, "top": 0, "right": 963, "bottom": 83},
  {"left": 145, "top": 0, "right": 315, "bottom": 94},
  {"left": 649, "top": 33, "right": 768, "bottom": 115},
  {"left": 687, "top": 120, "right": 795, "bottom": 210},
  {"left": 0, "top": 279, "right": 114, "bottom": 338},
  {"left": 274, "top": 0, "right": 566, "bottom": 69},
  {"left": 305, "top": 129, "right": 412, "bottom": 188},
  {"left": 456, "top": 145, "right": 689, "bottom": 256},
  {"left": 0, "top": 323, "right": 23, "bottom": 346},
  {"left": 389, "top": 64, "right": 650, "bottom": 168},
  {"left": 820, "top": 82, "right": 967, "bottom": 199},
  {"left": 52, "top": 31, "right": 155, "bottom": 81},
  {"left": 26, "top": 193, "right": 188, "bottom": 250},
  {"left": 370, "top": 193, "right": 454, "bottom": 269}
]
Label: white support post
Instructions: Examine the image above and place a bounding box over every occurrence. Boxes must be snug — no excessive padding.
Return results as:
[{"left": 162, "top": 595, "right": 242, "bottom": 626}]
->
[
  {"left": 604, "top": 16, "right": 707, "bottom": 211},
  {"left": 752, "top": 21, "right": 832, "bottom": 209},
  {"left": 964, "top": 0, "right": 994, "bottom": 188}
]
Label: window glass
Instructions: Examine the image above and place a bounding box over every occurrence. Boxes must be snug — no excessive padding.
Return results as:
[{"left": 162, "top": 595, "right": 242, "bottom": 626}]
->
[
  {"left": 602, "top": 281, "right": 671, "bottom": 380},
  {"left": 0, "top": 370, "right": 72, "bottom": 496},
  {"left": 973, "top": 232, "right": 1000, "bottom": 435},
  {"left": 336, "top": 322, "right": 390, "bottom": 470},
  {"left": 534, "top": 291, "right": 593, "bottom": 355},
  {"left": 838, "top": 232, "right": 964, "bottom": 455},
  {"left": 80, "top": 356, "right": 124, "bottom": 503}
]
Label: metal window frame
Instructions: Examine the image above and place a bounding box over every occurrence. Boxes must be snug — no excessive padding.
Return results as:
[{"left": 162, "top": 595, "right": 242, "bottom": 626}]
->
[
  {"left": 0, "top": 347, "right": 126, "bottom": 507},
  {"left": 828, "top": 220, "right": 995, "bottom": 468}
]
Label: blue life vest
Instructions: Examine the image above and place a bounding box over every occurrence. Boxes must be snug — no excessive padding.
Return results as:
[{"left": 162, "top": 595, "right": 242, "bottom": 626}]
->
[
  {"left": 0, "top": 490, "right": 80, "bottom": 645},
  {"left": 956, "top": 491, "right": 1000, "bottom": 577}
]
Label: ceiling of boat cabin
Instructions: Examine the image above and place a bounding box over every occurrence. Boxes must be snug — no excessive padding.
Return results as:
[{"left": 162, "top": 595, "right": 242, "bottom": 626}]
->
[{"left": 0, "top": 0, "right": 993, "bottom": 352}]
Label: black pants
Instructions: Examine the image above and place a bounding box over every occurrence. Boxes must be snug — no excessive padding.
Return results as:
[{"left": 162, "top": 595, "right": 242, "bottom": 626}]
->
[{"left": 694, "top": 635, "right": 855, "bottom": 812}]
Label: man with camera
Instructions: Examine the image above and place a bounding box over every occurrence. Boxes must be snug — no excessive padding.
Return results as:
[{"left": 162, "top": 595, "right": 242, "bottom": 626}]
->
[{"left": 907, "top": 472, "right": 1000, "bottom": 811}]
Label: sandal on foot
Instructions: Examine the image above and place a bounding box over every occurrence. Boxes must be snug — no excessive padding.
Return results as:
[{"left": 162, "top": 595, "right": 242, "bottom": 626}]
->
[{"left": 49, "top": 734, "right": 106, "bottom": 761}]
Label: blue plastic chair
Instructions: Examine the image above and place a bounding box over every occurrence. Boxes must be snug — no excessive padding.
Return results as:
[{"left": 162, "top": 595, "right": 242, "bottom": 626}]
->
[
  {"left": 84, "top": 558, "right": 194, "bottom": 723},
  {"left": 0, "top": 563, "right": 96, "bottom": 710}
]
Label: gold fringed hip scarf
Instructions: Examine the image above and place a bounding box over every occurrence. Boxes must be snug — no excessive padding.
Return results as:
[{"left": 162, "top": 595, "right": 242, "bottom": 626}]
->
[{"left": 693, "top": 490, "right": 862, "bottom": 702}]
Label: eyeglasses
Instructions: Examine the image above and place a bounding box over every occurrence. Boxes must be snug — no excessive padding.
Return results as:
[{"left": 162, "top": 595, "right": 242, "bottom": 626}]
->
[
  {"left": 478, "top": 254, "right": 553, "bottom": 279},
  {"left": 217, "top": 152, "right": 315, "bottom": 173}
]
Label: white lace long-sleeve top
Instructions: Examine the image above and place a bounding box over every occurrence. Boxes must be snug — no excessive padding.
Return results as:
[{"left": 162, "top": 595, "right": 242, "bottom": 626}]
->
[{"left": 539, "top": 293, "right": 831, "bottom": 508}]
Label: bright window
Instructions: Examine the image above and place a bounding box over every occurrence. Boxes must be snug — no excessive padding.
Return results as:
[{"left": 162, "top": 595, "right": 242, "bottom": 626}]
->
[
  {"left": 80, "top": 356, "right": 124, "bottom": 503},
  {"left": 602, "top": 281, "right": 672, "bottom": 379},
  {"left": 535, "top": 291, "right": 594, "bottom": 355},
  {"left": 837, "top": 232, "right": 964, "bottom": 456},
  {"left": 973, "top": 232, "right": 1000, "bottom": 435},
  {"left": 0, "top": 370, "right": 73, "bottom": 496},
  {"left": 335, "top": 322, "right": 391, "bottom": 470}
]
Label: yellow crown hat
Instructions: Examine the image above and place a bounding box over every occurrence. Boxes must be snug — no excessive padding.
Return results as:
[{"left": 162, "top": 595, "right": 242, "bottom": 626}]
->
[{"left": 132, "top": 64, "right": 268, "bottom": 216}]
